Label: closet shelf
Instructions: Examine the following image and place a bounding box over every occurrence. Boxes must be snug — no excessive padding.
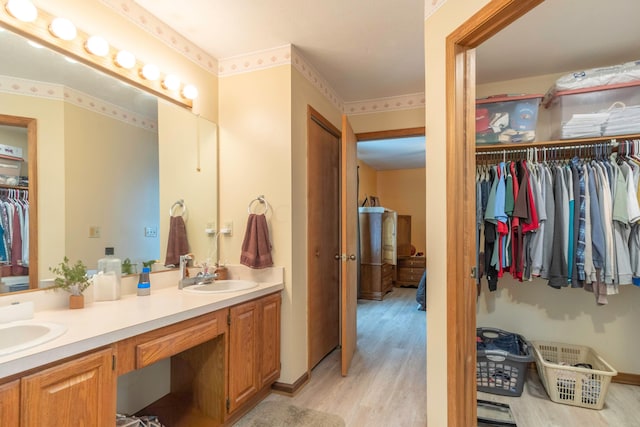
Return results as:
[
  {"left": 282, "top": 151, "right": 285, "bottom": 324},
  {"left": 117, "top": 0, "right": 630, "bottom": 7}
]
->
[
  {"left": 0, "top": 184, "right": 28, "bottom": 191},
  {"left": 475, "top": 133, "right": 640, "bottom": 153}
]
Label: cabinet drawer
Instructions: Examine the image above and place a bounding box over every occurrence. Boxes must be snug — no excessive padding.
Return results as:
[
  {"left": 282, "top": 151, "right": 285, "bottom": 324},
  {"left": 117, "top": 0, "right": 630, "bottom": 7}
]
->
[
  {"left": 398, "top": 257, "right": 425, "bottom": 268},
  {"left": 136, "top": 316, "right": 222, "bottom": 369},
  {"left": 398, "top": 269, "right": 424, "bottom": 282}
]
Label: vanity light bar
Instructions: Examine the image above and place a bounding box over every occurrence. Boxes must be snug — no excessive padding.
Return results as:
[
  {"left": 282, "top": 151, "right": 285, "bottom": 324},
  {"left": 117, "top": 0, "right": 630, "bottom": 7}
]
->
[
  {"left": 0, "top": 0, "right": 198, "bottom": 106},
  {"left": 5, "top": 0, "right": 37, "bottom": 23}
]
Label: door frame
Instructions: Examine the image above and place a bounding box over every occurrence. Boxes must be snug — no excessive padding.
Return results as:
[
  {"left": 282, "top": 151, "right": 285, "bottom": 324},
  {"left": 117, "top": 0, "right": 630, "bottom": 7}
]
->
[{"left": 445, "top": 1, "right": 544, "bottom": 425}]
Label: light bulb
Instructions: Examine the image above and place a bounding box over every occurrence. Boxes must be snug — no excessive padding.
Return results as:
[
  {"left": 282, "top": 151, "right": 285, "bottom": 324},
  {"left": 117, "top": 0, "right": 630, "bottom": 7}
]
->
[
  {"left": 115, "top": 50, "right": 136, "bottom": 69},
  {"left": 85, "top": 36, "right": 109, "bottom": 57},
  {"left": 162, "top": 74, "right": 180, "bottom": 91},
  {"left": 141, "top": 64, "right": 160, "bottom": 81},
  {"left": 182, "top": 84, "right": 198, "bottom": 100},
  {"left": 49, "top": 17, "right": 77, "bottom": 41},
  {"left": 6, "top": 0, "right": 38, "bottom": 22}
]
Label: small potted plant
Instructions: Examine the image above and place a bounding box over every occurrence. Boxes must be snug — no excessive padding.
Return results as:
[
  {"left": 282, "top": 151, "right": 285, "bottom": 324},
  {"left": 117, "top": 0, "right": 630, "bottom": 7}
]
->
[{"left": 49, "top": 257, "right": 92, "bottom": 309}]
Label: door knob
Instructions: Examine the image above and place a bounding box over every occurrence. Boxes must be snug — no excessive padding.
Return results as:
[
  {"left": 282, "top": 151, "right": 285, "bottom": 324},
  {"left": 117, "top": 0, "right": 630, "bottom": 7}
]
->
[
  {"left": 349, "top": 254, "right": 356, "bottom": 260},
  {"left": 334, "top": 254, "right": 341, "bottom": 260}
]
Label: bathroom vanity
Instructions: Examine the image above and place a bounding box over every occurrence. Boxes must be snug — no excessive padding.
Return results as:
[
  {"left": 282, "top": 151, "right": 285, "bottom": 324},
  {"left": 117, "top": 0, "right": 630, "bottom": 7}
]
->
[{"left": 0, "top": 267, "right": 283, "bottom": 427}]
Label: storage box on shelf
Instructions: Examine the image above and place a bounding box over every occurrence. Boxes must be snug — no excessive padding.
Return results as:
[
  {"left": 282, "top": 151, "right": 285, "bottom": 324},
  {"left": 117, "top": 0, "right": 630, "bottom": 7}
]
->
[
  {"left": 532, "top": 341, "right": 617, "bottom": 410},
  {"left": 476, "top": 94, "right": 542, "bottom": 145},
  {"left": 544, "top": 81, "right": 640, "bottom": 140},
  {"left": 476, "top": 327, "right": 534, "bottom": 397}
]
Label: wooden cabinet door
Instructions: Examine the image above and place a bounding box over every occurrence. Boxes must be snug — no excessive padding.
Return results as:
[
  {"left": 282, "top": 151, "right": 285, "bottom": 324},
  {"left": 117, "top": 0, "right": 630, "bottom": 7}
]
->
[
  {"left": 21, "top": 347, "right": 115, "bottom": 427},
  {"left": 397, "top": 214, "right": 412, "bottom": 257},
  {"left": 0, "top": 380, "right": 19, "bottom": 427},
  {"left": 228, "top": 299, "right": 259, "bottom": 413},
  {"left": 382, "top": 210, "right": 398, "bottom": 264},
  {"left": 258, "top": 293, "right": 281, "bottom": 388}
]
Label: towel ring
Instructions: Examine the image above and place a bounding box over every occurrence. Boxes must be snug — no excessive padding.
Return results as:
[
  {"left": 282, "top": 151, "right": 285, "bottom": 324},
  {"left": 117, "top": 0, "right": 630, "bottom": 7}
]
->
[
  {"left": 248, "top": 195, "right": 269, "bottom": 215},
  {"left": 170, "top": 199, "right": 187, "bottom": 217}
]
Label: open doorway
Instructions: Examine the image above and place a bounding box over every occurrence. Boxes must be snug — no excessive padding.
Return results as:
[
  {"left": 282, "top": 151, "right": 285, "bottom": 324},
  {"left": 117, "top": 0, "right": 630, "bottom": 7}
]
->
[{"left": 356, "top": 127, "right": 426, "bottom": 300}]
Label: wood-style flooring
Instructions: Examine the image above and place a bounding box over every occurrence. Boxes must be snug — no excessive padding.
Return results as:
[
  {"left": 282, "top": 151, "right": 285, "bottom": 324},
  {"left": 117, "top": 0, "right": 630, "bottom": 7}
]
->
[{"left": 263, "top": 287, "right": 640, "bottom": 426}]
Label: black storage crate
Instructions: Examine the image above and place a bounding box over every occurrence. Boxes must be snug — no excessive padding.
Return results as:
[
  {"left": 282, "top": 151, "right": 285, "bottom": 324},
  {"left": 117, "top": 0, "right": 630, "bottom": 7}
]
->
[{"left": 476, "top": 327, "right": 534, "bottom": 397}]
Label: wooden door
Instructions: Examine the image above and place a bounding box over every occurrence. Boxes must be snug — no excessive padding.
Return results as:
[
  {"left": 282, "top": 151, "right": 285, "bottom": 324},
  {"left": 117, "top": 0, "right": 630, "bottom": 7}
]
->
[
  {"left": 341, "top": 114, "right": 358, "bottom": 376},
  {"left": 382, "top": 210, "right": 397, "bottom": 265},
  {"left": 228, "top": 300, "right": 259, "bottom": 413},
  {"left": 397, "top": 214, "right": 412, "bottom": 257},
  {"left": 0, "top": 380, "right": 19, "bottom": 427},
  {"left": 307, "top": 107, "right": 341, "bottom": 369},
  {"left": 21, "top": 348, "right": 115, "bottom": 427},
  {"left": 258, "top": 293, "right": 281, "bottom": 388}
]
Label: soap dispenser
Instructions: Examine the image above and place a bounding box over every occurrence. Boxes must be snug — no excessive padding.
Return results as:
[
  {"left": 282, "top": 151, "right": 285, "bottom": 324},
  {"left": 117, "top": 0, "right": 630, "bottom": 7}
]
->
[{"left": 95, "top": 247, "right": 122, "bottom": 301}]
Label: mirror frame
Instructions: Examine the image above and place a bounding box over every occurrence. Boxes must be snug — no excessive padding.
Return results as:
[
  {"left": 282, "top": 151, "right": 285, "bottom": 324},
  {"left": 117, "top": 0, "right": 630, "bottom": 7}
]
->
[{"left": 0, "top": 114, "right": 38, "bottom": 290}]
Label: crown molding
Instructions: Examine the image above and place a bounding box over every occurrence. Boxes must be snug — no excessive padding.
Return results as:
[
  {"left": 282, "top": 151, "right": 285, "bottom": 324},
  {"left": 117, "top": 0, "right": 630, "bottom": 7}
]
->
[
  {"left": 425, "top": 0, "right": 448, "bottom": 20},
  {"left": 218, "top": 45, "right": 292, "bottom": 77},
  {"left": 0, "top": 75, "right": 158, "bottom": 131},
  {"left": 344, "top": 93, "right": 425, "bottom": 115},
  {"left": 99, "top": 0, "right": 218, "bottom": 74}
]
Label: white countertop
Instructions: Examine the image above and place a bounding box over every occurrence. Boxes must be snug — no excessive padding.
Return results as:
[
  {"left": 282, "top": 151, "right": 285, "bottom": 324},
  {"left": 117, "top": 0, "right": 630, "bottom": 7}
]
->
[{"left": 0, "top": 265, "right": 284, "bottom": 379}]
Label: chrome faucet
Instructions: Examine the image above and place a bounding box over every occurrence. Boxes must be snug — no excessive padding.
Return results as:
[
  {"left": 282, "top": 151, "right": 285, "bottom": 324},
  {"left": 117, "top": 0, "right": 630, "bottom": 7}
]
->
[
  {"left": 178, "top": 253, "right": 194, "bottom": 289},
  {"left": 178, "top": 253, "right": 218, "bottom": 289}
]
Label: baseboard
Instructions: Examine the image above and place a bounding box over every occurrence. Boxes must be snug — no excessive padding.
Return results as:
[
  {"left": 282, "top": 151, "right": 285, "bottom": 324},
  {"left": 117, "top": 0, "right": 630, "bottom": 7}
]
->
[
  {"left": 612, "top": 372, "right": 640, "bottom": 386},
  {"left": 528, "top": 362, "right": 640, "bottom": 386},
  {"left": 271, "top": 371, "right": 310, "bottom": 396}
]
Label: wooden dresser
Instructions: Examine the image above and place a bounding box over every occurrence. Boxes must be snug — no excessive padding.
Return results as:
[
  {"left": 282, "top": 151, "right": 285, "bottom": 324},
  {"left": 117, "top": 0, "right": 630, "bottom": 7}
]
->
[{"left": 396, "top": 256, "right": 425, "bottom": 287}]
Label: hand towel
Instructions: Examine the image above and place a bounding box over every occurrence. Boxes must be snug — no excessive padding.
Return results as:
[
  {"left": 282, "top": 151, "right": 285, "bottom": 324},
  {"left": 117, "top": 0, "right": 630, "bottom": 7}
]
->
[
  {"left": 240, "top": 213, "right": 273, "bottom": 269},
  {"left": 165, "top": 215, "right": 189, "bottom": 267}
]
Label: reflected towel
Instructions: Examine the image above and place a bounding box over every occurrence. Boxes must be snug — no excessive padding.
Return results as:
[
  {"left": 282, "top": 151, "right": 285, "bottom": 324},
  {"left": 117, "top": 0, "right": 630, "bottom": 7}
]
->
[
  {"left": 240, "top": 214, "right": 273, "bottom": 269},
  {"left": 165, "top": 216, "right": 189, "bottom": 266}
]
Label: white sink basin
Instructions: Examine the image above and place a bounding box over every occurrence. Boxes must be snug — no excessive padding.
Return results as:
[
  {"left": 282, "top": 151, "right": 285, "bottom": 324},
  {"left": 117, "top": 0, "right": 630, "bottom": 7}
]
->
[
  {"left": 182, "top": 279, "right": 259, "bottom": 294},
  {"left": 0, "top": 321, "right": 67, "bottom": 356}
]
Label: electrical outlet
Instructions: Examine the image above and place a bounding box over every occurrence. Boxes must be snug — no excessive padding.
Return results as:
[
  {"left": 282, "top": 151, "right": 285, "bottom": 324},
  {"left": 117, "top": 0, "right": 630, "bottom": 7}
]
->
[
  {"left": 221, "top": 221, "right": 233, "bottom": 236},
  {"left": 89, "top": 226, "right": 101, "bottom": 238},
  {"left": 144, "top": 226, "right": 157, "bottom": 237}
]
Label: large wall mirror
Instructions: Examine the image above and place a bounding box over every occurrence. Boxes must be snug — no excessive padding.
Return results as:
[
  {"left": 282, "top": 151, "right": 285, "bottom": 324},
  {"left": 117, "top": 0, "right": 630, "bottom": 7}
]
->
[{"left": 0, "top": 26, "right": 175, "bottom": 294}]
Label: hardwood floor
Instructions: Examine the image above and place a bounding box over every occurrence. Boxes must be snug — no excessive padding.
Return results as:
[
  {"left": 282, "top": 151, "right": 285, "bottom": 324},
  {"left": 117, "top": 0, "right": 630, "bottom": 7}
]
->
[
  {"left": 266, "top": 287, "right": 426, "bottom": 426},
  {"left": 263, "top": 287, "right": 640, "bottom": 426}
]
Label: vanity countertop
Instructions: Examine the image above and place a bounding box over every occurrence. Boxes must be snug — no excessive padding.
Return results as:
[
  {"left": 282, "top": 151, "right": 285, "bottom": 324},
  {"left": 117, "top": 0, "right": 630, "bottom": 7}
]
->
[{"left": 0, "top": 266, "right": 284, "bottom": 379}]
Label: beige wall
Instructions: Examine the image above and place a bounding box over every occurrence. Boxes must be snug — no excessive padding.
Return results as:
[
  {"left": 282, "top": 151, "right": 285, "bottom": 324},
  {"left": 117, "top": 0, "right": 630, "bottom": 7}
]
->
[
  {"left": 218, "top": 65, "right": 300, "bottom": 381},
  {"left": 476, "top": 75, "right": 640, "bottom": 374},
  {"left": 424, "top": 1, "right": 491, "bottom": 426},
  {"left": 64, "top": 103, "right": 159, "bottom": 269},
  {"left": 377, "top": 168, "right": 426, "bottom": 254},
  {"left": 349, "top": 108, "right": 425, "bottom": 133},
  {"left": 357, "top": 160, "right": 377, "bottom": 206}
]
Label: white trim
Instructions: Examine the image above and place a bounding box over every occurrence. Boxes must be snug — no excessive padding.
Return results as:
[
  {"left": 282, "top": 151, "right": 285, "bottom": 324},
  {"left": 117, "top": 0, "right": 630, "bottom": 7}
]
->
[
  {"left": 218, "top": 45, "right": 292, "bottom": 77},
  {"left": 344, "top": 93, "right": 425, "bottom": 115},
  {"left": 291, "top": 46, "right": 344, "bottom": 112},
  {"left": 0, "top": 75, "right": 158, "bottom": 131}
]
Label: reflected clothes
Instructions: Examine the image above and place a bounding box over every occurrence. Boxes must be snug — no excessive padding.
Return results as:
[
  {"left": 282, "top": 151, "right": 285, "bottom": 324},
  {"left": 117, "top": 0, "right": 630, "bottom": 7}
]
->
[{"left": 0, "top": 190, "right": 29, "bottom": 272}]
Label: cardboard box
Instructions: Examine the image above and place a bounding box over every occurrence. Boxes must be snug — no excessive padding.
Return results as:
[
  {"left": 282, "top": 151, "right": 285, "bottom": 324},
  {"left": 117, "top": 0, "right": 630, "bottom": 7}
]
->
[{"left": 476, "top": 94, "right": 542, "bottom": 144}]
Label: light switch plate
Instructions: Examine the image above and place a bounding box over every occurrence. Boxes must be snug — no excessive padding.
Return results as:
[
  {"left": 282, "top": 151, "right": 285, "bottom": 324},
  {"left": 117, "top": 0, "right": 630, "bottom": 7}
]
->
[{"left": 89, "top": 226, "right": 101, "bottom": 238}]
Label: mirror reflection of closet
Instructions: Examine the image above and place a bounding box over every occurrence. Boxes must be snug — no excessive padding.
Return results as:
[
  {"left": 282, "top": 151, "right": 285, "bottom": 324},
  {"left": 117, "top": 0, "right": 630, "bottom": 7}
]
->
[{"left": 0, "top": 115, "right": 37, "bottom": 293}]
